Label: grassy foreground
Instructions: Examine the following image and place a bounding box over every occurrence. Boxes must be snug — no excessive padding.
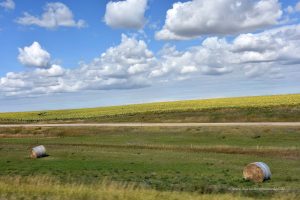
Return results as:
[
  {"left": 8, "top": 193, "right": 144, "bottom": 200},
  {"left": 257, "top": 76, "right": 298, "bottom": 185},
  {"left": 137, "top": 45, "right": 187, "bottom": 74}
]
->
[
  {"left": 0, "top": 176, "right": 296, "bottom": 200},
  {"left": 0, "top": 94, "right": 300, "bottom": 123},
  {"left": 0, "top": 126, "right": 299, "bottom": 199}
]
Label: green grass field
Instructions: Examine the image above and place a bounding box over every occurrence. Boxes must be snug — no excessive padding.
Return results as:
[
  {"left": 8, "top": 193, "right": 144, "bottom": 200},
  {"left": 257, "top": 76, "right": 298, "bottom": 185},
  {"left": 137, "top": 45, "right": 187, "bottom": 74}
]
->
[
  {"left": 0, "top": 94, "right": 300, "bottom": 123},
  {"left": 1, "top": 94, "right": 300, "bottom": 199},
  {"left": 0, "top": 126, "right": 299, "bottom": 199}
]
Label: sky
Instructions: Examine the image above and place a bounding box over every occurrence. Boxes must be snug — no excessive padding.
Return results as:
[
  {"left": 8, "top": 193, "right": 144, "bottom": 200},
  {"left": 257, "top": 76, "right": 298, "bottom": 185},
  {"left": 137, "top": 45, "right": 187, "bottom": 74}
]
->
[{"left": 0, "top": 0, "right": 300, "bottom": 112}]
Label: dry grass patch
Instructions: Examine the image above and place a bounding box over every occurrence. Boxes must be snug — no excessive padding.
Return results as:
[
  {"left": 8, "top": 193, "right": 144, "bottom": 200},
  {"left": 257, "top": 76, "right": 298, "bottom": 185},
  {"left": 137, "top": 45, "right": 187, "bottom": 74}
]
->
[{"left": 0, "top": 176, "right": 297, "bottom": 200}]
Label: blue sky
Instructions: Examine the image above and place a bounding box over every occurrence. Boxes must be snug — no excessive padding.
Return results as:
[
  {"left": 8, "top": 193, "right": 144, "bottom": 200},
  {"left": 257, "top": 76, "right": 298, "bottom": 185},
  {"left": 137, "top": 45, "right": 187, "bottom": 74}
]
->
[{"left": 0, "top": 0, "right": 300, "bottom": 112}]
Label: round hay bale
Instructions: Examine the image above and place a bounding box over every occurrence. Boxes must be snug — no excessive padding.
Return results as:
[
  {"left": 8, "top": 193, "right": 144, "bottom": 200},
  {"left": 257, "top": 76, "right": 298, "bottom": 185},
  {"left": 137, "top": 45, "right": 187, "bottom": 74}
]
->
[
  {"left": 31, "top": 145, "right": 47, "bottom": 158},
  {"left": 243, "top": 162, "right": 271, "bottom": 183}
]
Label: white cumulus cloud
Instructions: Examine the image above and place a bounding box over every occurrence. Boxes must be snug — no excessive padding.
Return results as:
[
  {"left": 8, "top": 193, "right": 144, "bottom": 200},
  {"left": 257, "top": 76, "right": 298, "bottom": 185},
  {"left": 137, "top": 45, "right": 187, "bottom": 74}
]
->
[
  {"left": 0, "top": 0, "right": 15, "bottom": 10},
  {"left": 76, "top": 34, "right": 156, "bottom": 90},
  {"left": 2, "top": 24, "right": 300, "bottom": 97},
  {"left": 0, "top": 35, "right": 156, "bottom": 97},
  {"left": 153, "top": 24, "right": 300, "bottom": 79},
  {"left": 104, "top": 0, "right": 147, "bottom": 29},
  {"left": 286, "top": 1, "right": 300, "bottom": 13},
  {"left": 233, "top": 24, "right": 300, "bottom": 64},
  {"left": 150, "top": 38, "right": 234, "bottom": 79},
  {"left": 297, "top": 2, "right": 300, "bottom": 11},
  {"left": 16, "top": 2, "right": 86, "bottom": 29},
  {"left": 18, "top": 42, "right": 51, "bottom": 68},
  {"left": 156, "top": 0, "right": 282, "bottom": 40},
  {"left": 35, "top": 64, "right": 65, "bottom": 77}
]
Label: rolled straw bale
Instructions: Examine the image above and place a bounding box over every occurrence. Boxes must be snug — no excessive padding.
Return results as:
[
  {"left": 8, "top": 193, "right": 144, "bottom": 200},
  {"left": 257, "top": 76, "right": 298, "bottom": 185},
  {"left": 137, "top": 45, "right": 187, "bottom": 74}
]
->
[
  {"left": 31, "top": 145, "right": 47, "bottom": 158},
  {"left": 243, "top": 162, "right": 271, "bottom": 183}
]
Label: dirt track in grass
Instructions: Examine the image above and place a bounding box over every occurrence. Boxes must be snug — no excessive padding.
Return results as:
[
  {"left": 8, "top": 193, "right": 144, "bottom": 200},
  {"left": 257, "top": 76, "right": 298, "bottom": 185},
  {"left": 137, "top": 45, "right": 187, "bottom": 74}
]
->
[{"left": 1, "top": 122, "right": 300, "bottom": 127}]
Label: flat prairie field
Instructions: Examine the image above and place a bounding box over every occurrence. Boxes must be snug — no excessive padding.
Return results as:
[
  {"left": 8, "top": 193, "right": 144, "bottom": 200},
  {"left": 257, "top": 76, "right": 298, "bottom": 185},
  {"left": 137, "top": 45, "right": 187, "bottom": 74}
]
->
[{"left": 0, "top": 126, "right": 299, "bottom": 199}]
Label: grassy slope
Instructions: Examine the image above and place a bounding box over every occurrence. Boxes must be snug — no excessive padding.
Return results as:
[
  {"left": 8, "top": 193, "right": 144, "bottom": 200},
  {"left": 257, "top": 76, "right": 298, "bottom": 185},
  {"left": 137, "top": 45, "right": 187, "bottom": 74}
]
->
[
  {"left": 0, "top": 94, "right": 300, "bottom": 123},
  {"left": 0, "top": 126, "right": 299, "bottom": 199}
]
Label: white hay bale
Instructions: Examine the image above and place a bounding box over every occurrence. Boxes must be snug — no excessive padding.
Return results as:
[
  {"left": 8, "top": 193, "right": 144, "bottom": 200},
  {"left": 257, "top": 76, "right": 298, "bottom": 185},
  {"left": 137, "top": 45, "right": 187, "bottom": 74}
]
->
[
  {"left": 31, "top": 145, "right": 47, "bottom": 158},
  {"left": 243, "top": 162, "right": 271, "bottom": 183}
]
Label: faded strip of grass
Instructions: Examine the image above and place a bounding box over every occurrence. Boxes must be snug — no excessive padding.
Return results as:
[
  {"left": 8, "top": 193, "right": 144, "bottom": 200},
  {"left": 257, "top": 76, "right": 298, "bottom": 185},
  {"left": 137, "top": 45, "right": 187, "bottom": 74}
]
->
[
  {"left": 0, "top": 176, "right": 297, "bottom": 200},
  {"left": 49, "top": 143, "right": 300, "bottom": 159},
  {"left": 1, "top": 142, "right": 299, "bottom": 161},
  {"left": 2, "top": 141, "right": 298, "bottom": 160}
]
